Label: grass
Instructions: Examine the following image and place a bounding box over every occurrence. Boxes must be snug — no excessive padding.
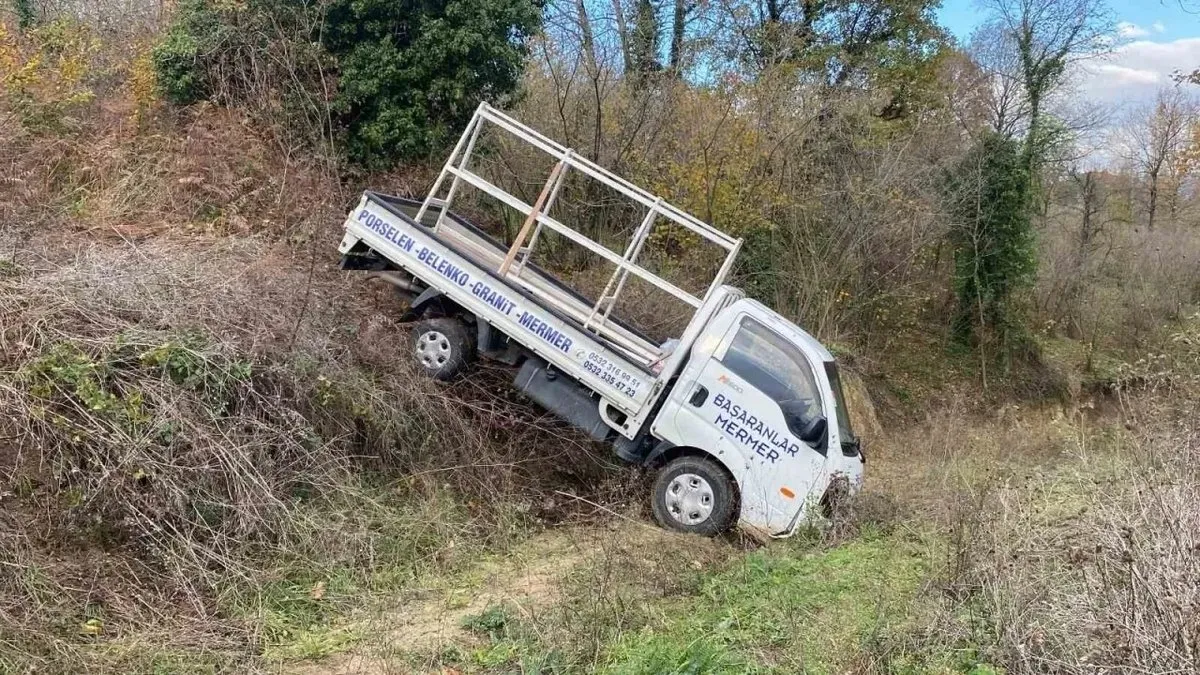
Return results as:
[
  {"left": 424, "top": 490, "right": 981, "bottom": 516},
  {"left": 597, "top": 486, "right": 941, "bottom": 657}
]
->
[
  {"left": 0, "top": 235, "right": 613, "bottom": 673},
  {"left": 304, "top": 386, "right": 1196, "bottom": 675},
  {"left": 397, "top": 527, "right": 935, "bottom": 674},
  {"left": 597, "top": 530, "right": 929, "bottom": 674}
]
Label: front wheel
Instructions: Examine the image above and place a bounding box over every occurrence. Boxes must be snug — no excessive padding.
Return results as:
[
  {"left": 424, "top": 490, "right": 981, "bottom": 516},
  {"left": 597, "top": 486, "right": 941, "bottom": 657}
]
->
[
  {"left": 651, "top": 456, "right": 737, "bottom": 536},
  {"left": 410, "top": 317, "right": 475, "bottom": 380}
]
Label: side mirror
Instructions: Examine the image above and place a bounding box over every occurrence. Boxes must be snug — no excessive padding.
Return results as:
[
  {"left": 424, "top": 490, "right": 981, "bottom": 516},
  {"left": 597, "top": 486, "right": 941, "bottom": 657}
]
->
[
  {"left": 798, "top": 415, "right": 827, "bottom": 446},
  {"left": 780, "top": 400, "right": 827, "bottom": 449}
]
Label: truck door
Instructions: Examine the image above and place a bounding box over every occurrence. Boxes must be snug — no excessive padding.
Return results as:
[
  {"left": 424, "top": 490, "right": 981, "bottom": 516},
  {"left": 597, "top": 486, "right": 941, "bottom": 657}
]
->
[{"left": 666, "top": 314, "right": 830, "bottom": 535}]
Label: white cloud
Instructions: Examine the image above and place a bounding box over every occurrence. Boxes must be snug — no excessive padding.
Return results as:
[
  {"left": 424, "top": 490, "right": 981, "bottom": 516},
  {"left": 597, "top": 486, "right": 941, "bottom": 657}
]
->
[
  {"left": 1071, "top": 37, "right": 1200, "bottom": 165},
  {"left": 1153, "top": 21, "right": 1167, "bottom": 34},
  {"left": 1075, "top": 38, "right": 1200, "bottom": 109},
  {"left": 1117, "top": 21, "right": 1151, "bottom": 38},
  {"left": 1087, "top": 63, "right": 1162, "bottom": 86}
]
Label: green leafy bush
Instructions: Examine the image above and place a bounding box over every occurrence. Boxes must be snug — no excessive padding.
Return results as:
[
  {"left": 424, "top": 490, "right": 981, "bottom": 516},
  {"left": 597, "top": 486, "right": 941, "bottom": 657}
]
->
[
  {"left": 150, "top": 0, "right": 216, "bottom": 105},
  {"left": 323, "top": 0, "right": 541, "bottom": 166},
  {"left": 13, "top": 0, "right": 35, "bottom": 30},
  {"left": 151, "top": 0, "right": 541, "bottom": 167},
  {"left": 151, "top": 0, "right": 329, "bottom": 143}
]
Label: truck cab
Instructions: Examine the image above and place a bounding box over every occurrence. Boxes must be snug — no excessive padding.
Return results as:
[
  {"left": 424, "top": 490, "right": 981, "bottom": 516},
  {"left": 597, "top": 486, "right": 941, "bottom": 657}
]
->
[{"left": 651, "top": 295, "right": 863, "bottom": 537}]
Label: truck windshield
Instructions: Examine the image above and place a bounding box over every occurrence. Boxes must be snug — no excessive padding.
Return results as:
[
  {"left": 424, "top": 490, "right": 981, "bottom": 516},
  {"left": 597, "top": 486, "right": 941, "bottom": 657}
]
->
[
  {"left": 721, "top": 318, "right": 824, "bottom": 436},
  {"left": 824, "top": 362, "right": 856, "bottom": 442}
]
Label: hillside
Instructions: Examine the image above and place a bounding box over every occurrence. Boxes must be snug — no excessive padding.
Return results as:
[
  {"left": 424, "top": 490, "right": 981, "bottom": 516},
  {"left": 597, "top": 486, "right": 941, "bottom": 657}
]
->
[{"left": 3, "top": 1, "right": 1200, "bottom": 673}]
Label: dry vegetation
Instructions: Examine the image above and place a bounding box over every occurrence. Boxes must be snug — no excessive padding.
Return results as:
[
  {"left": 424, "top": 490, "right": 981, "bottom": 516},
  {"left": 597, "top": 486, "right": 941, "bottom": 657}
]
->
[
  {"left": 0, "top": 233, "right": 643, "bottom": 670},
  {"left": 2, "top": 2, "right": 1200, "bottom": 674}
]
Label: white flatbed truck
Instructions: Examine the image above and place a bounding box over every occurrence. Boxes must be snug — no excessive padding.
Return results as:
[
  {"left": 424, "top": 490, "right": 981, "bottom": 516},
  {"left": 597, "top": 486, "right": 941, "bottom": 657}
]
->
[{"left": 338, "top": 103, "right": 863, "bottom": 537}]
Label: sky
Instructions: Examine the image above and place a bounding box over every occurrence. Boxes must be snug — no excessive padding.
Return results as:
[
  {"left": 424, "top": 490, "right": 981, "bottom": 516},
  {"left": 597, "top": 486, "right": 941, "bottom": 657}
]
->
[
  {"left": 938, "top": 0, "right": 1200, "bottom": 41},
  {"left": 937, "top": 1, "right": 1200, "bottom": 162}
]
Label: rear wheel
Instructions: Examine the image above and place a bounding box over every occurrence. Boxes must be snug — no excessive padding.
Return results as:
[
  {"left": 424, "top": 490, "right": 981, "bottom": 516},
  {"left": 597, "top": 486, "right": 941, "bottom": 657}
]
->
[
  {"left": 410, "top": 317, "right": 475, "bottom": 380},
  {"left": 651, "top": 456, "right": 737, "bottom": 536}
]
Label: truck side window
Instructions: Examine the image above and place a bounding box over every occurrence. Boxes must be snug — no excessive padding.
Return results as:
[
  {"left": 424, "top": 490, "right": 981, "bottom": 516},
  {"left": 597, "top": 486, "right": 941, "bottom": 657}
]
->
[{"left": 720, "top": 317, "right": 824, "bottom": 439}]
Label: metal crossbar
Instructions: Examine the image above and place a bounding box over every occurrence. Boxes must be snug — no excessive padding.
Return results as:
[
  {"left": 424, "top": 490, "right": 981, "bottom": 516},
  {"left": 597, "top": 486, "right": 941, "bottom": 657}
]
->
[{"left": 417, "top": 102, "right": 742, "bottom": 357}]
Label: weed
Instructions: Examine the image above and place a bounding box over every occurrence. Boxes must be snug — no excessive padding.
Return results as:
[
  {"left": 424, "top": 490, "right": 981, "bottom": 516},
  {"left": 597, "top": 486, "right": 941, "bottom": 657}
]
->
[
  {"left": 603, "top": 634, "right": 749, "bottom": 674},
  {"left": 462, "top": 605, "right": 514, "bottom": 639},
  {"left": 602, "top": 533, "right": 928, "bottom": 673}
]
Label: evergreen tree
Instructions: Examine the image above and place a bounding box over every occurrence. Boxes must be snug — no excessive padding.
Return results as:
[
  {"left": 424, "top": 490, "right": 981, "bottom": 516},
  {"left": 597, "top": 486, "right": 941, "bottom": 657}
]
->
[{"left": 626, "top": 0, "right": 662, "bottom": 78}]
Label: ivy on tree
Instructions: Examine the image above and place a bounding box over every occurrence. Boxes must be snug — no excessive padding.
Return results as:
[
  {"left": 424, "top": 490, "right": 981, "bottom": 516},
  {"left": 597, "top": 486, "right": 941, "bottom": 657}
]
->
[
  {"left": 13, "top": 0, "right": 35, "bottom": 30},
  {"left": 943, "top": 132, "right": 1035, "bottom": 354}
]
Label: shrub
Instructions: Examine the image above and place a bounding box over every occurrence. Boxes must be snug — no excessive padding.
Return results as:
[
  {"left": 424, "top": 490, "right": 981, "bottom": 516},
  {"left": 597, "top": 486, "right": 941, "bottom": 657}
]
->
[
  {"left": 151, "top": 0, "right": 541, "bottom": 167},
  {"left": 151, "top": 0, "right": 329, "bottom": 144},
  {"left": 0, "top": 237, "right": 610, "bottom": 669},
  {"left": 13, "top": 0, "right": 35, "bottom": 30},
  {"left": 150, "top": 2, "right": 211, "bottom": 105},
  {"left": 0, "top": 18, "right": 98, "bottom": 133},
  {"left": 323, "top": 0, "right": 542, "bottom": 167}
]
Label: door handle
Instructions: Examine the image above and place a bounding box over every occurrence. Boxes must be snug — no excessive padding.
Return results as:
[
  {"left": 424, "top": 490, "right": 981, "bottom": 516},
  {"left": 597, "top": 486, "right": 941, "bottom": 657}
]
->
[{"left": 689, "top": 385, "right": 709, "bottom": 407}]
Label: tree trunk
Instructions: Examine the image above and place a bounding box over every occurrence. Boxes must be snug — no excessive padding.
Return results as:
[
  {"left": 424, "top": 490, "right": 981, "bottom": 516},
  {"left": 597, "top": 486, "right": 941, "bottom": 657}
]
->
[
  {"left": 1025, "top": 91, "right": 1041, "bottom": 176},
  {"left": 669, "top": 0, "right": 686, "bottom": 76},
  {"left": 576, "top": 0, "right": 599, "bottom": 76},
  {"left": 1147, "top": 169, "right": 1159, "bottom": 231},
  {"left": 1078, "top": 171, "right": 1096, "bottom": 258},
  {"left": 612, "top": 0, "right": 632, "bottom": 70},
  {"left": 629, "top": 0, "right": 661, "bottom": 76}
]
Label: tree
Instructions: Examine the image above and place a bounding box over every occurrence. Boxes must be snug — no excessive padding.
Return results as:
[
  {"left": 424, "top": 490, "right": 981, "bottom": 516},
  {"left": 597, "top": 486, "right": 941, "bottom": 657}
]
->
[
  {"left": 1053, "top": 166, "right": 1114, "bottom": 338},
  {"left": 668, "top": 0, "right": 697, "bottom": 75},
  {"left": 979, "top": 0, "right": 1111, "bottom": 174},
  {"left": 611, "top": 0, "right": 634, "bottom": 68},
  {"left": 720, "top": 0, "right": 948, "bottom": 117},
  {"left": 936, "top": 49, "right": 995, "bottom": 134},
  {"left": 627, "top": 0, "right": 663, "bottom": 77},
  {"left": 968, "top": 19, "right": 1027, "bottom": 137},
  {"left": 944, "top": 132, "right": 1036, "bottom": 368},
  {"left": 575, "top": 0, "right": 600, "bottom": 77},
  {"left": 944, "top": 0, "right": 1112, "bottom": 358},
  {"left": 1119, "top": 87, "right": 1198, "bottom": 230},
  {"left": 325, "top": 0, "right": 542, "bottom": 167}
]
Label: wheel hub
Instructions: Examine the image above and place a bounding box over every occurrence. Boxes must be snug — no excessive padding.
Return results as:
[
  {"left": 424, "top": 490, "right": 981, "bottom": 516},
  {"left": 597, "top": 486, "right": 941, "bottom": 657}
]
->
[
  {"left": 415, "top": 330, "right": 452, "bottom": 369},
  {"left": 665, "top": 473, "right": 714, "bottom": 525}
]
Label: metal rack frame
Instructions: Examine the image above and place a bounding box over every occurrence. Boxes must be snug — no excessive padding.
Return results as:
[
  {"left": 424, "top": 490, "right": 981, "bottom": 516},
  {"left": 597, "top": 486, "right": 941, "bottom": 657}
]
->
[{"left": 416, "top": 102, "right": 743, "bottom": 355}]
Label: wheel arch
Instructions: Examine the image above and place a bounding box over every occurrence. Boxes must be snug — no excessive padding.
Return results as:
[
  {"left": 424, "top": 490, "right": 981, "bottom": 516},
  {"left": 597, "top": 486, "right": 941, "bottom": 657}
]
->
[
  {"left": 401, "top": 288, "right": 475, "bottom": 323},
  {"left": 645, "top": 442, "right": 742, "bottom": 503}
]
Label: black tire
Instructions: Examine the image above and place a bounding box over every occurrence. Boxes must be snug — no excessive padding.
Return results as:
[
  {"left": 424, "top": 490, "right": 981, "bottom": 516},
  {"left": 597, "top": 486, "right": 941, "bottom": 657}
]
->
[
  {"left": 410, "top": 317, "right": 475, "bottom": 380},
  {"left": 651, "top": 456, "right": 737, "bottom": 536}
]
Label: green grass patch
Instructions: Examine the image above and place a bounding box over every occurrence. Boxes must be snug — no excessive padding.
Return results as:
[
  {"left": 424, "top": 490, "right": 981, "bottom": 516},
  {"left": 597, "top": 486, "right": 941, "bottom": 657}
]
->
[{"left": 598, "top": 531, "right": 930, "bottom": 674}]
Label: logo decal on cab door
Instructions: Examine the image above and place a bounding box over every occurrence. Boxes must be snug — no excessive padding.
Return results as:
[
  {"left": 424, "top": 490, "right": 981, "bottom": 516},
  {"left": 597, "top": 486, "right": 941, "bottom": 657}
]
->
[{"left": 717, "top": 373, "right": 744, "bottom": 394}]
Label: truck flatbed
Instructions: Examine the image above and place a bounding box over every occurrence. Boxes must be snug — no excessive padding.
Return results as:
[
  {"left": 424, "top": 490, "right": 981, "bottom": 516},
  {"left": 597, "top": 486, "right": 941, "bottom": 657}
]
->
[
  {"left": 342, "top": 191, "right": 664, "bottom": 422},
  {"left": 344, "top": 102, "right": 746, "bottom": 441},
  {"left": 372, "top": 193, "right": 664, "bottom": 369}
]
